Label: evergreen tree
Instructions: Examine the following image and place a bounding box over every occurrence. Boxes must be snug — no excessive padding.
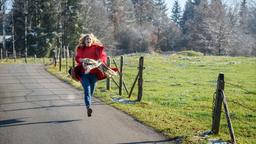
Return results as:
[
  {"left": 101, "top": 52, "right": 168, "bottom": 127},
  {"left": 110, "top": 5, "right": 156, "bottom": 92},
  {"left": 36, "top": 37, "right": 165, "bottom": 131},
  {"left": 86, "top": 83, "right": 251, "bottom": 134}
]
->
[
  {"left": 248, "top": 5, "right": 256, "bottom": 55},
  {"left": 11, "top": 0, "right": 82, "bottom": 57},
  {"left": 171, "top": 0, "right": 181, "bottom": 26},
  {"left": 239, "top": 0, "right": 248, "bottom": 29},
  {"left": 131, "top": 0, "right": 155, "bottom": 25},
  {"left": 105, "top": 0, "right": 140, "bottom": 53},
  {"left": 193, "top": 0, "right": 201, "bottom": 5},
  {"left": 180, "top": 0, "right": 194, "bottom": 33},
  {"left": 153, "top": 0, "right": 172, "bottom": 51},
  {"left": 78, "top": 0, "right": 115, "bottom": 53},
  {"left": 183, "top": 0, "right": 212, "bottom": 54},
  {"left": 61, "top": 0, "right": 82, "bottom": 54},
  {"left": 105, "top": 0, "right": 135, "bottom": 40},
  {"left": 208, "top": 0, "right": 229, "bottom": 55},
  {"left": 12, "top": 0, "right": 25, "bottom": 56},
  {"left": 247, "top": 2, "right": 256, "bottom": 34},
  {"left": 229, "top": 0, "right": 256, "bottom": 56}
]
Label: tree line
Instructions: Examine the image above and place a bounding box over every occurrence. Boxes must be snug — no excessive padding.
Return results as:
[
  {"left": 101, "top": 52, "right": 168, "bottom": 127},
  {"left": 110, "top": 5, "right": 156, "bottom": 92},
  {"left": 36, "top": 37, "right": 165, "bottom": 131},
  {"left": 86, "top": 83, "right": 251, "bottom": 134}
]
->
[{"left": 1, "top": 0, "right": 255, "bottom": 58}]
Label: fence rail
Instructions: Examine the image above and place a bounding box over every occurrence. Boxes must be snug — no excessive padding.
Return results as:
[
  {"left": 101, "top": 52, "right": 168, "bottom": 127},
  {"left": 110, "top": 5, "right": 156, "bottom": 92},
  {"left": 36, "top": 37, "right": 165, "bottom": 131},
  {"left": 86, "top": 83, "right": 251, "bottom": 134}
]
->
[{"left": 106, "top": 56, "right": 145, "bottom": 102}]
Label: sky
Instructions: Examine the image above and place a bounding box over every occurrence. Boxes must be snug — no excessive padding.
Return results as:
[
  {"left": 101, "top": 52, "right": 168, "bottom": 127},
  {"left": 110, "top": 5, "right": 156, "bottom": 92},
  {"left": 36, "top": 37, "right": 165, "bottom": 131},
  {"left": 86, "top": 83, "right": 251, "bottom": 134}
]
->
[
  {"left": 4, "top": 0, "right": 13, "bottom": 13},
  {"left": 165, "top": 0, "right": 186, "bottom": 12},
  {"left": 5, "top": 0, "right": 252, "bottom": 14},
  {"left": 165, "top": 0, "right": 243, "bottom": 16}
]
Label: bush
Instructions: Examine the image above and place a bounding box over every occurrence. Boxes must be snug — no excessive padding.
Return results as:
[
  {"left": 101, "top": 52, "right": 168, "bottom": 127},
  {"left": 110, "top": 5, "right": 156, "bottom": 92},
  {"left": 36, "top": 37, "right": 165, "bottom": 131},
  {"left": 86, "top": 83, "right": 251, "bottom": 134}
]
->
[{"left": 176, "top": 50, "right": 204, "bottom": 56}]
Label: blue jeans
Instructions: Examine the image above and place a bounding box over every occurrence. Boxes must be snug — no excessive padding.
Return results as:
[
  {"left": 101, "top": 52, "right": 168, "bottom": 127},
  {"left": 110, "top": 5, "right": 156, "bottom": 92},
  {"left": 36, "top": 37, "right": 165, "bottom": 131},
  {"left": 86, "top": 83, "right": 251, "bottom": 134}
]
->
[{"left": 80, "top": 73, "right": 97, "bottom": 108}]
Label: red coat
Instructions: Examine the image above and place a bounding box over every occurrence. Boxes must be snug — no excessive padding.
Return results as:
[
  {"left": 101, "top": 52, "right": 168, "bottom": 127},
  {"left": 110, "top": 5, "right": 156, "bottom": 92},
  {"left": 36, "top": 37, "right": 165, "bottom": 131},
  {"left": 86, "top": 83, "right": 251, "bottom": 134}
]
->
[{"left": 75, "top": 44, "right": 107, "bottom": 81}]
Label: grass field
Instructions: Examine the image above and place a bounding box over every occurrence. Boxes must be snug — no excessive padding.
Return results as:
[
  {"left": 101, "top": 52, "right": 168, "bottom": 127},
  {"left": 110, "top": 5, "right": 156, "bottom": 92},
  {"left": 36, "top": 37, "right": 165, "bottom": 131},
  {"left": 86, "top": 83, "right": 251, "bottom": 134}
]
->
[
  {"left": 2, "top": 52, "right": 255, "bottom": 143},
  {"left": 96, "top": 53, "right": 255, "bottom": 144}
]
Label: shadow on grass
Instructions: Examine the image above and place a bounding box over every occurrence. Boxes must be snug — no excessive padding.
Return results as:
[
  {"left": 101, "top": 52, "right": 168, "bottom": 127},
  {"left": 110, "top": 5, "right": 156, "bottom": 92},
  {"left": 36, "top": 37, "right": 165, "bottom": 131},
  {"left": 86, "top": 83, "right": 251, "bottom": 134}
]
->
[{"left": 111, "top": 97, "right": 138, "bottom": 104}]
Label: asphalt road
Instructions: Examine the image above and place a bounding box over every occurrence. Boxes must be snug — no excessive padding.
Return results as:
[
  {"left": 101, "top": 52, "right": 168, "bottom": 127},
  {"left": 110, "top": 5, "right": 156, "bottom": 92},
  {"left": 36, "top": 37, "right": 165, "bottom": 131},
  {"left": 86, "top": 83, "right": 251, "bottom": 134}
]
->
[{"left": 0, "top": 64, "right": 175, "bottom": 144}]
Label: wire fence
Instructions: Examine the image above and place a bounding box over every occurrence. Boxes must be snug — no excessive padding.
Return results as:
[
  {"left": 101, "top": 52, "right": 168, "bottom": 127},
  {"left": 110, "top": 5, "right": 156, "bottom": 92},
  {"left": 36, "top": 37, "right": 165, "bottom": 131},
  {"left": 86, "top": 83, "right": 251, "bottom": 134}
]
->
[
  {"left": 104, "top": 56, "right": 145, "bottom": 101},
  {"left": 210, "top": 72, "right": 256, "bottom": 144}
]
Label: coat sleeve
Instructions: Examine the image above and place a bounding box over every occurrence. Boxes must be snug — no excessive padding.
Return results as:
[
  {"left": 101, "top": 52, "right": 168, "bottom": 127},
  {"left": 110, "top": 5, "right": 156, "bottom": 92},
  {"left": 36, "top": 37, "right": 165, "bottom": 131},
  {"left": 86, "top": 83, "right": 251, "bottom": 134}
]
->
[
  {"left": 97, "top": 46, "right": 107, "bottom": 64},
  {"left": 101, "top": 50, "right": 107, "bottom": 64}
]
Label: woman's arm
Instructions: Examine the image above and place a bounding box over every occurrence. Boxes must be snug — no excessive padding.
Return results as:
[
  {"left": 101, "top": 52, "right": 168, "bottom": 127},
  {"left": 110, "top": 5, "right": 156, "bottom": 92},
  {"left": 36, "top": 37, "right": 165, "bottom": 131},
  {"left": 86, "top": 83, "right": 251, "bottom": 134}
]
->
[
  {"left": 96, "top": 46, "right": 107, "bottom": 64},
  {"left": 101, "top": 50, "right": 107, "bottom": 64}
]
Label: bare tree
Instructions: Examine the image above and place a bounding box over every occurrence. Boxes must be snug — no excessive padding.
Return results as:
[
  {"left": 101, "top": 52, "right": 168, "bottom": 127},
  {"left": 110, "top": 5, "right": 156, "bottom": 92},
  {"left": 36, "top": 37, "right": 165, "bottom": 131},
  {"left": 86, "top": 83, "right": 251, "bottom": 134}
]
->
[
  {"left": 1, "top": 0, "right": 7, "bottom": 59},
  {"left": 207, "top": 0, "right": 230, "bottom": 55},
  {"left": 80, "top": 0, "right": 114, "bottom": 52},
  {"left": 227, "top": 0, "right": 256, "bottom": 56}
]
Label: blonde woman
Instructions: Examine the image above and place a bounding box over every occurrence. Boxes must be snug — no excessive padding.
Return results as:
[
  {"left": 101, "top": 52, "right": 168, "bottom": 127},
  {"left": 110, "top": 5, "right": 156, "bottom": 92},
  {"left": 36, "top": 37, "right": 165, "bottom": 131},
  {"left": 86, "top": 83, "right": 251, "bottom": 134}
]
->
[{"left": 74, "top": 33, "right": 107, "bottom": 117}]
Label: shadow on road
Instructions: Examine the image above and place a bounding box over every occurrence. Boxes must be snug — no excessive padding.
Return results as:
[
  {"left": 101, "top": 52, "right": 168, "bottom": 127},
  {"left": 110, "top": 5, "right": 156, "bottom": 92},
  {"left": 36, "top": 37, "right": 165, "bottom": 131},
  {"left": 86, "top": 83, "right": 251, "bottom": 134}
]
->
[
  {"left": 117, "top": 137, "right": 182, "bottom": 144},
  {"left": 0, "top": 98, "right": 106, "bottom": 112},
  {"left": 0, "top": 118, "right": 26, "bottom": 126},
  {"left": 0, "top": 117, "right": 81, "bottom": 128}
]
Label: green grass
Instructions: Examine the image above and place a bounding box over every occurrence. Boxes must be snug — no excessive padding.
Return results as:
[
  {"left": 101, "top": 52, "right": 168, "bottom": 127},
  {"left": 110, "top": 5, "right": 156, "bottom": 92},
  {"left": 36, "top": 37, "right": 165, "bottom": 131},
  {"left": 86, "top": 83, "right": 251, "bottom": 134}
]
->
[
  {"left": 95, "top": 54, "right": 256, "bottom": 144},
  {"left": 2, "top": 53, "right": 255, "bottom": 144},
  {"left": 0, "top": 57, "right": 52, "bottom": 64}
]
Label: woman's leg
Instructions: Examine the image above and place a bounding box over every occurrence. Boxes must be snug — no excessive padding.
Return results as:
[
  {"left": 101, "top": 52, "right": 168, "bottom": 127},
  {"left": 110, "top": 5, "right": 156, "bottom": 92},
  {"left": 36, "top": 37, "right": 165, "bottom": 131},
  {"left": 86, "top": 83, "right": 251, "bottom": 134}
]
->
[
  {"left": 81, "top": 74, "right": 97, "bottom": 117},
  {"left": 89, "top": 74, "right": 98, "bottom": 96},
  {"left": 81, "top": 74, "right": 92, "bottom": 108}
]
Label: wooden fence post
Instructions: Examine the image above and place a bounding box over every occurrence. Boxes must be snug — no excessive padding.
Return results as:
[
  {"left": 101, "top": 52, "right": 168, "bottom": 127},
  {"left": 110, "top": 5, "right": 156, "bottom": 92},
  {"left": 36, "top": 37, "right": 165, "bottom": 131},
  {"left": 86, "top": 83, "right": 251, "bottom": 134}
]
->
[
  {"left": 34, "top": 54, "right": 36, "bottom": 63},
  {"left": 113, "top": 58, "right": 129, "bottom": 95},
  {"left": 5, "top": 51, "right": 9, "bottom": 62},
  {"left": 13, "top": 50, "right": 16, "bottom": 62},
  {"left": 212, "top": 73, "right": 225, "bottom": 134},
  {"left": 137, "top": 56, "right": 144, "bottom": 101},
  {"left": 106, "top": 56, "right": 111, "bottom": 90},
  {"left": 53, "top": 49, "right": 57, "bottom": 67},
  {"left": 72, "top": 52, "right": 75, "bottom": 68},
  {"left": 221, "top": 91, "right": 236, "bottom": 144},
  {"left": 65, "top": 47, "right": 68, "bottom": 73},
  {"left": 0, "top": 48, "right": 2, "bottom": 60},
  {"left": 59, "top": 47, "right": 62, "bottom": 71},
  {"left": 119, "top": 56, "right": 124, "bottom": 96}
]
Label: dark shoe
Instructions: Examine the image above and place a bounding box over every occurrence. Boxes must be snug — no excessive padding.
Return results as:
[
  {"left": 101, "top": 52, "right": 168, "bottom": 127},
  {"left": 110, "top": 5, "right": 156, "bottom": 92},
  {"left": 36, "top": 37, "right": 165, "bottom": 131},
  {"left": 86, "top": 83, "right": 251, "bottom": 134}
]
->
[{"left": 87, "top": 108, "right": 93, "bottom": 117}]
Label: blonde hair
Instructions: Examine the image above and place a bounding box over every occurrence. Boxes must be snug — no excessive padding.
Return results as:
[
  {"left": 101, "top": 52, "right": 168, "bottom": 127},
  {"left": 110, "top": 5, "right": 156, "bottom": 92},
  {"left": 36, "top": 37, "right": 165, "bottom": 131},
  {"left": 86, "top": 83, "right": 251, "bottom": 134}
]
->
[{"left": 78, "top": 33, "right": 103, "bottom": 47}]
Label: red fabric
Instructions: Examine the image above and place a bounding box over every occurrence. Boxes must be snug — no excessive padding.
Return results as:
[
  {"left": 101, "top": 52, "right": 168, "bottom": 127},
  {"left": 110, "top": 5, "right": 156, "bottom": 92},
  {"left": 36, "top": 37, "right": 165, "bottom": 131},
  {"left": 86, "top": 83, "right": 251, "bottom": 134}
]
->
[
  {"left": 73, "top": 65, "right": 83, "bottom": 81},
  {"left": 95, "top": 67, "right": 119, "bottom": 80},
  {"left": 75, "top": 44, "right": 107, "bottom": 81}
]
